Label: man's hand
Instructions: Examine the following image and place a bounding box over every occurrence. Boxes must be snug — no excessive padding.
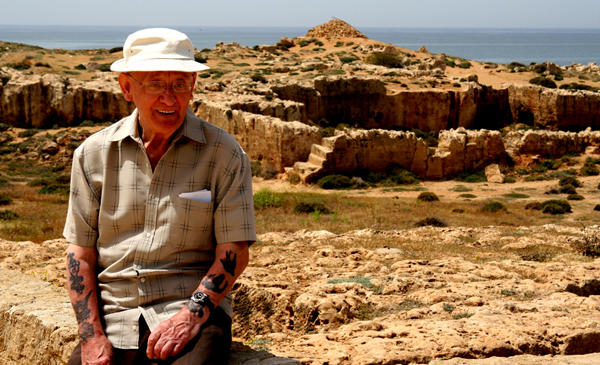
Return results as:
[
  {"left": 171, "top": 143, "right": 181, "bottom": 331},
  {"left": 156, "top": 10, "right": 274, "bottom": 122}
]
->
[
  {"left": 146, "top": 306, "right": 207, "bottom": 360},
  {"left": 81, "top": 335, "right": 114, "bottom": 365}
]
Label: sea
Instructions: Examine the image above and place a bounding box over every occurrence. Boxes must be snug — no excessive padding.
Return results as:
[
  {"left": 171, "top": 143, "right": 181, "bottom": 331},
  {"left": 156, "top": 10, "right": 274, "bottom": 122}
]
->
[{"left": 1, "top": 25, "right": 600, "bottom": 67}]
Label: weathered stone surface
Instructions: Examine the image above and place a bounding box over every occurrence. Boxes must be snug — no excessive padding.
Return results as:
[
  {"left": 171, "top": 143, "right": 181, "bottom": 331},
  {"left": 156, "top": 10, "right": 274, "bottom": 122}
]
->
[
  {"left": 485, "top": 163, "right": 504, "bottom": 183},
  {"left": 305, "top": 19, "right": 367, "bottom": 39},
  {"left": 0, "top": 268, "right": 77, "bottom": 365},
  {"left": 508, "top": 84, "right": 600, "bottom": 131},
  {"left": 0, "top": 69, "right": 133, "bottom": 128},
  {"left": 193, "top": 99, "right": 322, "bottom": 171}
]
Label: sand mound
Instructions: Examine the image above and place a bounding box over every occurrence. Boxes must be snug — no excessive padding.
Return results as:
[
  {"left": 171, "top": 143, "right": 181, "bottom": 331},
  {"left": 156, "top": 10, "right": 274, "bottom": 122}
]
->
[{"left": 305, "top": 19, "right": 368, "bottom": 39}]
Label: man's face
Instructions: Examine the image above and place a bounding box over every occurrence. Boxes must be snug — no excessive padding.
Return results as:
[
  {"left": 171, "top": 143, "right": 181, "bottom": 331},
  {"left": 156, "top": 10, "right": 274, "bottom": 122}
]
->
[{"left": 118, "top": 71, "right": 196, "bottom": 137}]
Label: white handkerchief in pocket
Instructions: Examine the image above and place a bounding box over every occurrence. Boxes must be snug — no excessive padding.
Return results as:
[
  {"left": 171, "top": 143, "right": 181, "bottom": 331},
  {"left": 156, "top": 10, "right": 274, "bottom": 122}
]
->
[{"left": 179, "top": 189, "right": 212, "bottom": 203}]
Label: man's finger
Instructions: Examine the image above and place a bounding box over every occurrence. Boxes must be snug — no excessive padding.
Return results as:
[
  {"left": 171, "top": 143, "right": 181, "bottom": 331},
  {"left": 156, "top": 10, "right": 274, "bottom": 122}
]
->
[
  {"left": 159, "top": 340, "right": 177, "bottom": 360},
  {"left": 146, "top": 331, "right": 159, "bottom": 359}
]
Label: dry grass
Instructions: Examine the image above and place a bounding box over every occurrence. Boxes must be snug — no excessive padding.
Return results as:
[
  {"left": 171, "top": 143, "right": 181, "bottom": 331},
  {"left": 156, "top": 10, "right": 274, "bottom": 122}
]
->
[
  {"left": 0, "top": 184, "right": 67, "bottom": 242},
  {"left": 253, "top": 188, "right": 564, "bottom": 235}
]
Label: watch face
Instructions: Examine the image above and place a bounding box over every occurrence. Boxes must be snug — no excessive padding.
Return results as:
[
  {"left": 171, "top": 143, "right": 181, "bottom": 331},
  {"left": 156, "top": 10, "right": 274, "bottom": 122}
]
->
[{"left": 192, "top": 292, "right": 207, "bottom": 303}]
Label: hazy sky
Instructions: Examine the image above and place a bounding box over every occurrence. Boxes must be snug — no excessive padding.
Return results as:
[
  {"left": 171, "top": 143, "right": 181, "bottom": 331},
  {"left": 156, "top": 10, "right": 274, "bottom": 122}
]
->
[{"left": 3, "top": 0, "right": 600, "bottom": 28}]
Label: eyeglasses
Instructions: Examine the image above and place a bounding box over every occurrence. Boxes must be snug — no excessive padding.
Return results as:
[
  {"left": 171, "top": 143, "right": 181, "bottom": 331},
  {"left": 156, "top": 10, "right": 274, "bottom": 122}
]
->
[{"left": 126, "top": 74, "right": 193, "bottom": 94}]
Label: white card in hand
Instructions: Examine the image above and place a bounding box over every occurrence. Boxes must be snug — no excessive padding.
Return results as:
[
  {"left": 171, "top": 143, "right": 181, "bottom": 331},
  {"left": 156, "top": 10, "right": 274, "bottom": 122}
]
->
[{"left": 178, "top": 189, "right": 212, "bottom": 203}]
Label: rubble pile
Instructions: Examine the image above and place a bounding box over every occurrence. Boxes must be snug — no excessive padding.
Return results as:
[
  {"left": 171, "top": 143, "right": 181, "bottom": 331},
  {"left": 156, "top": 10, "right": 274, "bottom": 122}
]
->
[{"left": 305, "top": 19, "right": 368, "bottom": 39}]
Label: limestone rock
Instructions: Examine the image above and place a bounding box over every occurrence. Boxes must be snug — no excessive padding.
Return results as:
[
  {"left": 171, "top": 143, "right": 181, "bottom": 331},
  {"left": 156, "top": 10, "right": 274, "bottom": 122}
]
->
[
  {"left": 305, "top": 19, "right": 367, "bottom": 39},
  {"left": 485, "top": 163, "right": 504, "bottom": 183}
]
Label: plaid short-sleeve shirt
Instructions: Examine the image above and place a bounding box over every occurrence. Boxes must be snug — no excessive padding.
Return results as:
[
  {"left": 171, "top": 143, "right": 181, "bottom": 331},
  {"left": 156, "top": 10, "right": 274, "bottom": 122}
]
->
[{"left": 63, "top": 108, "right": 256, "bottom": 349}]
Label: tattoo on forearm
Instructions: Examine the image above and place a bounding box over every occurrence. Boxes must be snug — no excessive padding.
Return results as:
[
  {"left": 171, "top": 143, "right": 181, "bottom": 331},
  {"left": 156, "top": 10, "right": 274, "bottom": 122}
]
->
[
  {"left": 67, "top": 252, "right": 85, "bottom": 295},
  {"left": 221, "top": 250, "right": 237, "bottom": 276},
  {"left": 73, "top": 290, "right": 95, "bottom": 343},
  {"left": 186, "top": 301, "right": 206, "bottom": 318},
  {"left": 202, "top": 274, "right": 228, "bottom": 294}
]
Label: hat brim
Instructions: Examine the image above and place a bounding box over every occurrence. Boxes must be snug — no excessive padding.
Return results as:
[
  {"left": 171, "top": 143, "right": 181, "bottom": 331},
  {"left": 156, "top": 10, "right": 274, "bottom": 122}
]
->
[{"left": 110, "top": 58, "right": 210, "bottom": 72}]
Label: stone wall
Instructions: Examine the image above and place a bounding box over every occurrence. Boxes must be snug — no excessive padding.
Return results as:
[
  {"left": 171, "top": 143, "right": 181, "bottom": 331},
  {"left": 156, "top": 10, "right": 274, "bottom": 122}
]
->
[
  {"left": 508, "top": 85, "right": 600, "bottom": 131},
  {"left": 0, "top": 69, "right": 133, "bottom": 128},
  {"left": 193, "top": 99, "right": 322, "bottom": 171},
  {"left": 0, "top": 269, "right": 77, "bottom": 365}
]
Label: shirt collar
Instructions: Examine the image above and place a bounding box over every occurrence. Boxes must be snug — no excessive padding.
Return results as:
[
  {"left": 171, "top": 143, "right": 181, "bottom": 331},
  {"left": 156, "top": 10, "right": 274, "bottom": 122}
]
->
[{"left": 108, "top": 108, "right": 206, "bottom": 144}]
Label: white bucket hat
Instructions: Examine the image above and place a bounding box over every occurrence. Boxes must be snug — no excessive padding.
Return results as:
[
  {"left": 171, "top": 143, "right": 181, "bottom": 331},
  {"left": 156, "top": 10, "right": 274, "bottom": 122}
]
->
[{"left": 110, "top": 28, "right": 210, "bottom": 72}]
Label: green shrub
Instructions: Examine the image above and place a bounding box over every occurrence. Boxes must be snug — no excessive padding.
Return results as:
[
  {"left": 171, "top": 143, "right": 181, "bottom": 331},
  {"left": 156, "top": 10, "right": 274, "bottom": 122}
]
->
[
  {"left": 417, "top": 192, "right": 439, "bottom": 202},
  {"left": 339, "top": 56, "right": 360, "bottom": 64},
  {"left": 567, "top": 194, "right": 584, "bottom": 201},
  {"left": 540, "top": 199, "right": 572, "bottom": 214},
  {"left": 109, "top": 47, "right": 123, "bottom": 54},
  {"left": 79, "top": 120, "right": 95, "bottom": 127},
  {"left": 541, "top": 159, "right": 561, "bottom": 170},
  {"left": 99, "top": 63, "right": 112, "bottom": 72},
  {"left": 327, "top": 276, "right": 382, "bottom": 292},
  {"left": 559, "top": 83, "right": 598, "bottom": 92},
  {"left": 74, "top": 64, "right": 87, "bottom": 70},
  {"left": 532, "top": 64, "right": 547, "bottom": 74},
  {"left": 18, "top": 129, "right": 39, "bottom": 138},
  {"left": 6, "top": 61, "right": 31, "bottom": 70},
  {"left": 594, "top": 204, "right": 600, "bottom": 211},
  {"left": 194, "top": 55, "right": 207, "bottom": 63},
  {"left": 415, "top": 216, "right": 447, "bottom": 227},
  {"left": 507, "top": 62, "right": 526, "bottom": 70},
  {"left": 559, "top": 176, "right": 582, "bottom": 187},
  {"left": 0, "top": 123, "right": 11, "bottom": 132},
  {"left": 262, "top": 166, "right": 278, "bottom": 180},
  {"left": 529, "top": 76, "right": 557, "bottom": 88},
  {"left": 457, "top": 60, "right": 472, "bottom": 69},
  {"left": 317, "top": 175, "right": 354, "bottom": 190},
  {"left": 0, "top": 194, "right": 12, "bottom": 206},
  {"left": 250, "top": 74, "right": 267, "bottom": 83},
  {"left": 482, "top": 202, "right": 507, "bottom": 212},
  {"left": 365, "top": 53, "right": 403, "bottom": 68},
  {"left": 525, "top": 202, "right": 542, "bottom": 210},
  {"left": 38, "top": 184, "right": 70, "bottom": 195},
  {"left": 288, "top": 173, "right": 300, "bottom": 185},
  {"left": 580, "top": 161, "right": 600, "bottom": 176},
  {"left": 250, "top": 161, "right": 263, "bottom": 177},
  {"left": 455, "top": 170, "right": 487, "bottom": 183},
  {"left": 1, "top": 75, "right": 10, "bottom": 86},
  {"left": 0, "top": 209, "right": 18, "bottom": 220},
  {"left": 293, "top": 202, "right": 331, "bottom": 214},
  {"left": 558, "top": 184, "right": 577, "bottom": 195},
  {"left": 253, "top": 189, "right": 285, "bottom": 209},
  {"left": 503, "top": 175, "right": 516, "bottom": 183}
]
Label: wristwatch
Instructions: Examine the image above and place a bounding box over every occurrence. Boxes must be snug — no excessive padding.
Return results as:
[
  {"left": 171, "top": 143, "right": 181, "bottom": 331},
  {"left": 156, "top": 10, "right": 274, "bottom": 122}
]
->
[{"left": 190, "top": 291, "right": 215, "bottom": 311}]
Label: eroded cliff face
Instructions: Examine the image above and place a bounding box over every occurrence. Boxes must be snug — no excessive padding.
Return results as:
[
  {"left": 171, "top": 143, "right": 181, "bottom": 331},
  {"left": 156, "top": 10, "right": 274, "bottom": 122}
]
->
[
  {"left": 0, "top": 69, "right": 133, "bottom": 128},
  {"left": 3, "top": 69, "right": 600, "bottom": 180}
]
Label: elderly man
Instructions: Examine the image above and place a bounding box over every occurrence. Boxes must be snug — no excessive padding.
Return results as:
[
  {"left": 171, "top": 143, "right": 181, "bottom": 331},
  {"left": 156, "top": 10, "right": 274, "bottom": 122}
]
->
[{"left": 64, "top": 28, "right": 256, "bottom": 365}]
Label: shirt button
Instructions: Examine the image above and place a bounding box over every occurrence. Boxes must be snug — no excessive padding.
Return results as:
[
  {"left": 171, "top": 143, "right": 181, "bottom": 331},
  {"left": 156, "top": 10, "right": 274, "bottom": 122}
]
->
[
  {"left": 146, "top": 232, "right": 152, "bottom": 238},
  {"left": 140, "top": 278, "right": 146, "bottom": 283},
  {"left": 132, "top": 325, "right": 138, "bottom": 331}
]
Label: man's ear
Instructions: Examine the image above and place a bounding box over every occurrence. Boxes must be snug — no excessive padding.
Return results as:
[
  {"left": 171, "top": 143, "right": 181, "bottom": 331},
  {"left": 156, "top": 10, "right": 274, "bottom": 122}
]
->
[{"left": 118, "top": 73, "right": 134, "bottom": 101}]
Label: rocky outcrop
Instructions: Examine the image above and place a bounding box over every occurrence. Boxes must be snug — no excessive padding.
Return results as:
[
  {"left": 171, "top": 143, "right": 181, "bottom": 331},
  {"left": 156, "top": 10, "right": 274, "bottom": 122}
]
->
[
  {"left": 0, "top": 69, "right": 133, "bottom": 128},
  {"left": 508, "top": 84, "right": 600, "bottom": 131},
  {"left": 503, "top": 128, "right": 600, "bottom": 158},
  {"left": 428, "top": 128, "right": 508, "bottom": 179},
  {"left": 294, "top": 127, "right": 507, "bottom": 183},
  {"left": 294, "top": 128, "right": 429, "bottom": 183},
  {"left": 272, "top": 78, "right": 512, "bottom": 132},
  {"left": 305, "top": 19, "right": 368, "bottom": 39},
  {"left": 193, "top": 98, "right": 322, "bottom": 171},
  {"left": 2, "top": 226, "right": 600, "bottom": 364}
]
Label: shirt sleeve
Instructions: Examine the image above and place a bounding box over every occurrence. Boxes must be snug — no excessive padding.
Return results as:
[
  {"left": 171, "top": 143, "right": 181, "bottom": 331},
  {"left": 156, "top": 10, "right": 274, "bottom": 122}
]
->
[
  {"left": 213, "top": 143, "right": 257, "bottom": 245},
  {"left": 63, "top": 144, "right": 101, "bottom": 247}
]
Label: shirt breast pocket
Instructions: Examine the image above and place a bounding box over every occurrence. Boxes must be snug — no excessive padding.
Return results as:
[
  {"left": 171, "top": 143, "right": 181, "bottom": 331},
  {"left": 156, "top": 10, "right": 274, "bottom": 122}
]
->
[{"left": 170, "top": 197, "right": 215, "bottom": 250}]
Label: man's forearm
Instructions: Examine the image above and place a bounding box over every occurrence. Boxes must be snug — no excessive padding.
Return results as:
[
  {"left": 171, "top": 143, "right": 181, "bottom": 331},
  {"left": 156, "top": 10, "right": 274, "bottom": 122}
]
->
[
  {"left": 188, "top": 241, "right": 250, "bottom": 315},
  {"left": 66, "top": 244, "right": 106, "bottom": 344}
]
